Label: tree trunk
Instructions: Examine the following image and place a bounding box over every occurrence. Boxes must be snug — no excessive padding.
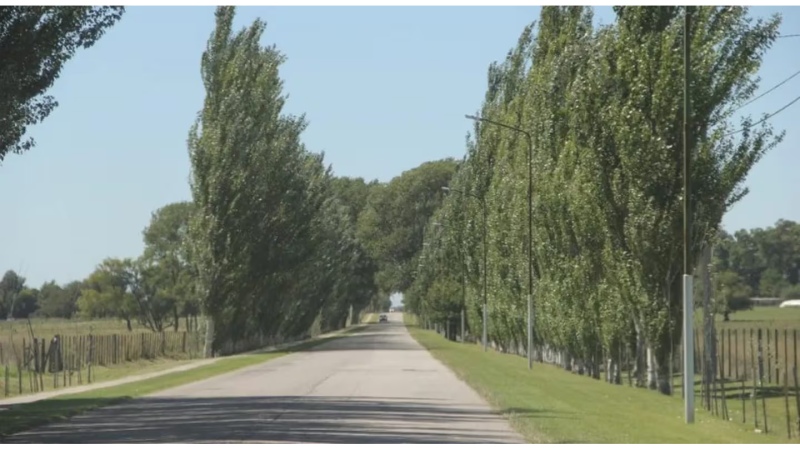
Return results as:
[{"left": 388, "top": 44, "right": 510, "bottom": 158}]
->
[
  {"left": 645, "top": 344, "right": 672, "bottom": 394},
  {"left": 592, "top": 355, "right": 601, "bottom": 380},
  {"left": 125, "top": 317, "right": 132, "bottom": 332},
  {"left": 173, "top": 307, "right": 180, "bottom": 332},
  {"left": 203, "top": 316, "right": 215, "bottom": 358},
  {"left": 634, "top": 319, "right": 646, "bottom": 387},
  {"left": 706, "top": 246, "right": 718, "bottom": 381},
  {"left": 647, "top": 345, "right": 658, "bottom": 390},
  {"left": 656, "top": 354, "right": 672, "bottom": 394}
]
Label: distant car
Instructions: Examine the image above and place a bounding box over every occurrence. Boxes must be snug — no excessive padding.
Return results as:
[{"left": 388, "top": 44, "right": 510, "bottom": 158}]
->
[{"left": 379, "top": 314, "right": 388, "bottom": 323}]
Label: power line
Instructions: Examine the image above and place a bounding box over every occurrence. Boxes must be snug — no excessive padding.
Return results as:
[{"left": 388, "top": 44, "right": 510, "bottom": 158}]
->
[
  {"left": 734, "top": 67, "right": 800, "bottom": 112},
  {"left": 777, "top": 34, "right": 800, "bottom": 38},
  {"left": 725, "top": 93, "right": 800, "bottom": 136}
]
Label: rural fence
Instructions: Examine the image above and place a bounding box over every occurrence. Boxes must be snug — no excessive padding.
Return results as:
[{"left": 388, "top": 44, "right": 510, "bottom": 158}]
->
[
  {"left": 0, "top": 318, "right": 353, "bottom": 400},
  {"left": 0, "top": 330, "right": 204, "bottom": 398}
]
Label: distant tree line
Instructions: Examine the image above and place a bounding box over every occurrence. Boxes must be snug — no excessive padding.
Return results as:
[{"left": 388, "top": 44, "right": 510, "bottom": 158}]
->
[{"left": 711, "top": 219, "right": 800, "bottom": 318}]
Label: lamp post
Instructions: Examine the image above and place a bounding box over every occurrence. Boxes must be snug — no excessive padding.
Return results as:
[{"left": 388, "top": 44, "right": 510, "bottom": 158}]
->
[
  {"left": 442, "top": 186, "right": 488, "bottom": 352},
  {"left": 465, "top": 114, "right": 534, "bottom": 369}
]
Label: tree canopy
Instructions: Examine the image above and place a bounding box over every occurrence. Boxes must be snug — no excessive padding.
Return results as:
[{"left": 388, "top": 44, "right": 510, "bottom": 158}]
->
[{"left": 406, "top": 5, "right": 784, "bottom": 394}]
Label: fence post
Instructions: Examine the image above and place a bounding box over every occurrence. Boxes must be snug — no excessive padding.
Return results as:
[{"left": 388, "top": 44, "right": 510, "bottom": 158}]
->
[
  {"left": 17, "top": 360, "right": 22, "bottom": 395},
  {"left": 726, "top": 329, "right": 731, "bottom": 380},
  {"left": 734, "top": 329, "right": 739, "bottom": 380},
  {"left": 767, "top": 329, "right": 772, "bottom": 384},
  {"left": 88, "top": 334, "right": 94, "bottom": 384}
]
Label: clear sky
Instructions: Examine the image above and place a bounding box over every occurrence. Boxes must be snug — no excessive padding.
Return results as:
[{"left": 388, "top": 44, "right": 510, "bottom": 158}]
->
[{"left": 2, "top": 6, "right": 799, "bottom": 288}]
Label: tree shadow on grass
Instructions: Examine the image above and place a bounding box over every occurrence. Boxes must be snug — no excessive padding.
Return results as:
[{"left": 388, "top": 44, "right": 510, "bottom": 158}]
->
[{"left": 3, "top": 395, "right": 530, "bottom": 444}]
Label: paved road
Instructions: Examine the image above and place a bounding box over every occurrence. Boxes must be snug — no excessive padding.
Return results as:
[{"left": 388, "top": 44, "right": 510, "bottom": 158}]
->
[{"left": 7, "top": 313, "right": 526, "bottom": 444}]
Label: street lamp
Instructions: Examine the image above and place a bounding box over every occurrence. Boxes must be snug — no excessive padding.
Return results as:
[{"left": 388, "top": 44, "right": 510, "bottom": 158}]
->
[
  {"left": 465, "top": 114, "right": 535, "bottom": 369},
  {"left": 442, "top": 185, "right": 488, "bottom": 352}
]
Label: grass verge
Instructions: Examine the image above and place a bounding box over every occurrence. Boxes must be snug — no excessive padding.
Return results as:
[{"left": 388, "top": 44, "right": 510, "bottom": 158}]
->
[
  {"left": 405, "top": 320, "right": 793, "bottom": 444},
  {"left": 0, "top": 325, "right": 366, "bottom": 440}
]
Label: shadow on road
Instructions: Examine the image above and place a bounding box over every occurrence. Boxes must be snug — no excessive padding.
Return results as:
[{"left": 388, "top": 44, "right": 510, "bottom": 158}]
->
[{"left": 7, "top": 395, "right": 535, "bottom": 443}]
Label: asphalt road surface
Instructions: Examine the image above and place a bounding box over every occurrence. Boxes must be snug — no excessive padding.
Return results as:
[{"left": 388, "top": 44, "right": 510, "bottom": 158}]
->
[{"left": 7, "top": 313, "right": 526, "bottom": 444}]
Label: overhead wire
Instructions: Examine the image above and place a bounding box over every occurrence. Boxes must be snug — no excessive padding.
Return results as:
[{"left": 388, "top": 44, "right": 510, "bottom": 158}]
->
[
  {"left": 722, "top": 33, "right": 800, "bottom": 135},
  {"left": 724, "top": 93, "right": 800, "bottom": 136},
  {"left": 733, "top": 67, "right": 800, "bottom": 112}
]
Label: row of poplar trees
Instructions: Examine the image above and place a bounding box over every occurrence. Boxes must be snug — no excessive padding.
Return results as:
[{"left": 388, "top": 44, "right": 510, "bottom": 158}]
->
[
  {"left": 188, "top": 7, "right": 380, "bottom": 356},
  {"left": 405, "top": 6, "right": 784, "bottom": 394}
]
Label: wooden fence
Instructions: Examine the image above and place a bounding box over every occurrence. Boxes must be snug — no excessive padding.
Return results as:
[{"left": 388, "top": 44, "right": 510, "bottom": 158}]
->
[
  {"left": 693, "top": 328, "right": 799, "bottom": 384},
  {"left": 0, "top": 330, "right": 204, "bottom": 398}
]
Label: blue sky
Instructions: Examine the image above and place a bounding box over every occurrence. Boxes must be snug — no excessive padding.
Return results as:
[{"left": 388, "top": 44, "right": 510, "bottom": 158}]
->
[{"left": 2, "top": 6, "right": 799, "bottom": 288}]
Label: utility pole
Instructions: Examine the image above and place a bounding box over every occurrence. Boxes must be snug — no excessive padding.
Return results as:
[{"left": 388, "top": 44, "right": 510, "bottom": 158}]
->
[
  {"left": 526, "top": 131, "right": 534, "bottom": 369},
  {"left": 682, "top": 6, "right": 695, "bottom": 425},
  {"left": 482, "top": 199, "right": 488, "bottom": 352}
]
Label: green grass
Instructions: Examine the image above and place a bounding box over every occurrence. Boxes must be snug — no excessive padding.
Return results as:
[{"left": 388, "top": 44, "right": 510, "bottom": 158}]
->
[
  {"left": 0, "top": 318, "right": 153, "bottom": 336},
  {"left": 0, "top": 324, "right": 366, "bottom": 440},
  {"left": 720, "top": 307, "right": 800, "bottom": 329},
  {"left": 405, "top": 316, "right": 794, "bottom": 444}
]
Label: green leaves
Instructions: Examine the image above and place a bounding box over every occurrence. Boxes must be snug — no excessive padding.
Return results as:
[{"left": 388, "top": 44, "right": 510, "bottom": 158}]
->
[
  {"left": 408, "top": 6, "right": 785, "bottom": 390},
  {"left": 0, "top": 6, "right": 125, "bottom": 161},
  {"left": 185, "top": 7, "right": 380, "bottom": 352}
]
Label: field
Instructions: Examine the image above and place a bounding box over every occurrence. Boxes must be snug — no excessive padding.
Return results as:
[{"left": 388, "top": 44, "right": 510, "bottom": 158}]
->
[{"left": 0, "top": 317, "right": 158, "bottom": 337}]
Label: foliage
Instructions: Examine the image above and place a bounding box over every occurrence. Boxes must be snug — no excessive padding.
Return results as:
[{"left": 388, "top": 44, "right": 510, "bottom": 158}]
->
[
  {"left": 0, "top": 270, "right": 27, "bottom": 319},
  {"left": 0, "top": 6, "right": 124, "bottom": 161},
  {"left": 714, "top": 219, "right": 800, "bottom": 297},
  {"left": 407, "top": 6, "right": 784, "bottom": 395},
  {"left": 186, "top": 6, "right": 378, "bottom": 354},
  {"left": 356, "top": 159, "right": 458, "bottom": 300},
  {"left": 36, "top": 281, "right": 82, "bottom": 319},
  {"left": 141, "top": 201, "right": 199, "bottom": 329}
]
